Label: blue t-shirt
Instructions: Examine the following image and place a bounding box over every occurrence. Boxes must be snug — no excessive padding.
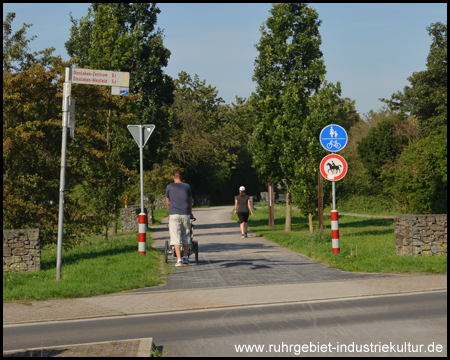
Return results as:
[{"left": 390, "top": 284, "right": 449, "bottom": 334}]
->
[{"left": 166, "top": 182, "right": 192, "bottom": 215}]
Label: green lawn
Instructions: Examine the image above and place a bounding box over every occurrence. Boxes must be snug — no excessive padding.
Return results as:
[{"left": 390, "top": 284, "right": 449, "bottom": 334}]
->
[
  {"left": 4, "top": 205, "right": 446, "bottom": 302},
  {"left": 3, "top": 234, "right": 167, "bottom": 303},
  {"left": 3, "top": 209, "right": 171, "bottom": 302},
  {"left": 235, "top": 204, "right": 447, "bottom": 274}
]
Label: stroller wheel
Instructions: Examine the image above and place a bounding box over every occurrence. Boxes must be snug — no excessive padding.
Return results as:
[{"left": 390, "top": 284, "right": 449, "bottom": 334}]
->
[{"left": 193, "top": 241, "right": 199, "bottom": 264}]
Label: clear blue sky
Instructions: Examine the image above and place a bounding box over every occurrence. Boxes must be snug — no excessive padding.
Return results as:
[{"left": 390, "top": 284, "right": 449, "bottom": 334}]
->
[{"left": 3, "top": 3, "right": 447, "bottom": 117}]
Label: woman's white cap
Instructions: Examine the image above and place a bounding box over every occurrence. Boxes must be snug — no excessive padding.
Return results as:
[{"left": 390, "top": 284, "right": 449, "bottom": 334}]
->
[{"left": 239, "top": 186, "right": 245, "bottom": 191}]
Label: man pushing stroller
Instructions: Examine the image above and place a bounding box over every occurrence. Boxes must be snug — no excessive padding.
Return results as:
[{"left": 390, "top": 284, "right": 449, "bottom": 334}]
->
[{"left": 165, "top": 170, "right": 195, "bottom": 267}]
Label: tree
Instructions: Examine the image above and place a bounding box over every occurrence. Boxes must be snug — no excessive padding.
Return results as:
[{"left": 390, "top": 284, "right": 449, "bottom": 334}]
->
[
  {"left": 65, "top": 2, "right": 175, "bottom": 168},
  {"left": 251, "top": 3, "right": 354, "bottom": 232},
  {"left": 3, "top": 12, "right": 139, "bottom": 246},
  {"left": 381, "top": 22, "right": 447, "bottom": 138},
  {"left": 222, "top": 97, "right": 262, "bottom": 202},
  {"left": 356, "top": 115, "right": 411, "bottom": 193},
  {"left": 382, "top": 126, "right": 447, "bottom": 214},
  {"left": 290, "top": 82, "right": 355, "bottom": 230},
  {"left": 3, "top": 13, "right": 68, "bottom": 245},
  {"left": 169, "top": 72, "right": 248, "bottom": 202},
  {"left": 65, "top": 3, "right": 175, "bottom": 232},
  {"left": 65, "top": 82, "right": 140, "bottom": 241}
]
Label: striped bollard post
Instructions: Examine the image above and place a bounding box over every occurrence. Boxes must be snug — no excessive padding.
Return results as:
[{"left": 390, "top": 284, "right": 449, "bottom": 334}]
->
[
  {"left": 139, "top": 212, "right": 147, "bottom": 255},
  {"left": 331, "top": 210, "right": 340, "bottom": 254}
]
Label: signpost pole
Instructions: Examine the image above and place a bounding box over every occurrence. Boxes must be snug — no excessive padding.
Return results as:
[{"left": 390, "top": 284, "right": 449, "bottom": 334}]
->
[
  {"left": 139, "top": 125, "right": 145, "bottom": 214},
  {"left": 320, "top": 124, "right": 348, "bottom": 256},
  {"left": 138, "top": 125, "right": 147, "bottom": 255},
  {"left": 332, "top": 181, "right": 336, "bottom": 211},
  {"left": 127, "top": 124, "right": 155, "bottom": 255},
  {"left": 331, "top": 181, "right": 339, "bottom": 254},
  {"left": 56, "top": 66, "right": 71, "bottom": 281}
]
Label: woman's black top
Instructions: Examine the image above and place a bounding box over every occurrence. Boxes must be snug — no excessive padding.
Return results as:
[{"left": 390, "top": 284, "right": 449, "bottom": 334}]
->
[{"left": 235, "top": 195, "right": 249, "bottom": 213}]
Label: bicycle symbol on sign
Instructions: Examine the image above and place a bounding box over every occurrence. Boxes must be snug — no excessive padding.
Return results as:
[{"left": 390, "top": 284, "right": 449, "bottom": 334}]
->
[
  {"left": 326, "top": 140, "right": 341, "bottom": 149},
  {"left": 326, "top": 126, "right": 341, "bottom": 149},
  {"left": 320, "top": 124, "right": 348, "bottom": 152}
]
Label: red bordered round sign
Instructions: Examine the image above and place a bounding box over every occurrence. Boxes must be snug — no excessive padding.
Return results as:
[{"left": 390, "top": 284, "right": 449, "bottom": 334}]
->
[{"left": 320, "top": 154, "right": 348, "bottom": 181}]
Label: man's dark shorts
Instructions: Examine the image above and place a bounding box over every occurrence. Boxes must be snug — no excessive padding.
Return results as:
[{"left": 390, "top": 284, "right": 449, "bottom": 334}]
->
[{"left": 237, "top": 212, "right": 249, "bottom": 224}]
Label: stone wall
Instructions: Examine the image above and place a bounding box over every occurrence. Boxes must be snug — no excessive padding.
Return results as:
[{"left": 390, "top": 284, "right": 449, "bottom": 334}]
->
[
  {"left": 153, "top": 196, "right": 167, "bottom": 210},
  {"left": 395, "top": 215, "right": 447, "bottom": 256},
  {"left": 3, "top": 229, "right": 41, "bottom": 273},
  {"left": 194, "top": 195, "right": 211, "bottom": 207},
  {"left": 260, "top": 191, "right": 285, "bottom": 204},
  {"left": 120, "top": 206, "right": 153, "bottom": 232},
  {"left": 260, "top": 192, "right": 268, "bottom": 203}
]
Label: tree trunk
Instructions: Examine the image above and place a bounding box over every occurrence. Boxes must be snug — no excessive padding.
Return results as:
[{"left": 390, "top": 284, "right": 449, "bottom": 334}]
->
[
  {"left": 103, "top": 224, "right": 108, "bottom": 242},
  {"left": 111, "top": 221, "right": 117, "bottom": 235},
  {"left": 308, "top": 213, "right": 314, "bottom": 234},
  {"left": 285, "top": 186, "right": 291, "bottom": 232}
]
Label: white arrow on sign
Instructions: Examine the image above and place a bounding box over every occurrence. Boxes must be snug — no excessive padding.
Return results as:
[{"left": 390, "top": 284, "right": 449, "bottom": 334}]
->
[
  {"left": 72, "top": 68, "right": 129, "bottom": 87},
  {"left": 111, "top": 86, "right": 129, "bottom": 96},
  {"left": 128, "top": 125, "right": 155, "bottom": 148}
]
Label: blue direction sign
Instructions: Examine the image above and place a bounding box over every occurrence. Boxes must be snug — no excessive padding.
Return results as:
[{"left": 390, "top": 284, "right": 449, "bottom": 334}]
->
[
  {"left": 319, "top": 124, "right": 348, "bottom": 152},
  {"left": 111, "top": 86, "right": 129, "bottom": 96}
]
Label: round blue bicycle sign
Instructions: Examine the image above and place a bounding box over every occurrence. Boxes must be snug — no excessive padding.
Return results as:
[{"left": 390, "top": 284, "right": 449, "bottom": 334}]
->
[{"left": 319, "top": 124, "right": 348, "bottom": 152}]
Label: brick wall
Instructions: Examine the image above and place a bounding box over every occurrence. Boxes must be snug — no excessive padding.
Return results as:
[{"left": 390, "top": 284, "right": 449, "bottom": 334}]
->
[
  {"left": 3, "top": 229, "right": 41, "bottom": 273},
  {"left": 395, "top": 215, "right": 447, "bottom": 256}
]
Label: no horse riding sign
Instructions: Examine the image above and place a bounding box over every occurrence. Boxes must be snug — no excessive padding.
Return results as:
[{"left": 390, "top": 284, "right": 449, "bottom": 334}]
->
[{"left": 320, "top": 154, "right": 348, "bottom": 181}]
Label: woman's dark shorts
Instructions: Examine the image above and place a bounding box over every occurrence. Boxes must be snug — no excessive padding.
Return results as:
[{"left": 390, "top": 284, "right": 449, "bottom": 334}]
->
[{"left": 237, "top": 212, "right": 249, "bottom": 224}]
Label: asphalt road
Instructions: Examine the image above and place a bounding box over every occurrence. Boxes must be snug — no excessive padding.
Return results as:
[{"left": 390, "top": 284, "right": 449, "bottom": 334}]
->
[{"left": 4, "top": 291, "right": 447, "bottom": 357}]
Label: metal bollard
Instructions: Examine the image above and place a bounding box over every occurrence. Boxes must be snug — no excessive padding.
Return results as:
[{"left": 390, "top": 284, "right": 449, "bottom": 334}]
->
[
  {"left": 138, "top": 212, "right": 147, "bottom": 255},
  {"left": 331, "top": 210, "right": 340, "bottom": 254}
]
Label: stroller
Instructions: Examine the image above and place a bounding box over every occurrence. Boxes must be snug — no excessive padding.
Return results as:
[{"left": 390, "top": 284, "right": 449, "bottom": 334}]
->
[{"left": 164, "top": 217, "right": 199, "bottom": 264}]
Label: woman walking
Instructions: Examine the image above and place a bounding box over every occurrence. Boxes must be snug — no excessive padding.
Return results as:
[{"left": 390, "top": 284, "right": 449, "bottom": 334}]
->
[{"left": 234, "top": 186, "right": 253, "bottom": 238}]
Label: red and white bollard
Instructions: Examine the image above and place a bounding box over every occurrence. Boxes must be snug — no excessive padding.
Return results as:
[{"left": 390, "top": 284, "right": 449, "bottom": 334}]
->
[
  {"left": 331, "top": 210, "right": 340, "bottom": 254},
  {"left": 139, "top": 212, "right": 147, "bottom": 255}
]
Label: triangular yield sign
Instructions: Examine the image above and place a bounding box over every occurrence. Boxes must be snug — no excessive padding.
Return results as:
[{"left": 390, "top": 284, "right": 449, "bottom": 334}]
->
[
  {"left": 127, "top": 125, "right": 155, "bottom": 148},
  {"left": 142, "top": 125, "right": 155, "bottom": 147}
]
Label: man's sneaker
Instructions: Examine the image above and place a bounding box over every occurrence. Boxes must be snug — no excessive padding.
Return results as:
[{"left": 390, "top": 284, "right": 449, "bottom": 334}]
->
[
  {"left": 241, "top": 234, "right": 245, "bottom": 238},
  {"left": 244, "top": 234, "right": 248, "bottom": 238},
  {"left": 182, "top": 257, "right": 190, "bottom": 265},
  {"left": 175, "top": 260, "right": 183, "bottom": 267}
]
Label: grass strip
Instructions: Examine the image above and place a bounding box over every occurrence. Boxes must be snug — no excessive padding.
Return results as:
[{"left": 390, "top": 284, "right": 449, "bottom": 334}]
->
[
  {"left": 234, "top": 204, "right": 446, "bottom": 274},
  {"left": 3, "top": 230, "right": 164, "bottom": 302}
]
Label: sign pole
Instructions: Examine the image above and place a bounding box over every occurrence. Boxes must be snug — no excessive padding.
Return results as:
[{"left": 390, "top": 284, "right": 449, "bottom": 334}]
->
[
  {"left": 319, "top": 124, "right": 348, "bottom": 256},
  {"left": 56, "top": 66, "right": 72, "bottom": 281},
  {"left": 332, "top": 181, "right": 336, "bottom": 211},
  {"left": 139, "top": 125, "right": 145, "bottom": 214},
  {"left": 128, "top": 124, "right": 155, "bottom": 255},
  {"left": 138, "top": 125, "right": 147, "bottom": 255},
  {"left": 331, "top": 181, "right": 339, "bottom": 254}
]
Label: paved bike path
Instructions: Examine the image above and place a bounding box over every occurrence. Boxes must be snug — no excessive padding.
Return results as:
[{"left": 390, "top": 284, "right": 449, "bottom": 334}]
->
[
  {"left": 3, "top": 206, "right": 446, "bottom": 326},
  {"left": 135, "top": 206, "right": 384, "bottom": 292}
]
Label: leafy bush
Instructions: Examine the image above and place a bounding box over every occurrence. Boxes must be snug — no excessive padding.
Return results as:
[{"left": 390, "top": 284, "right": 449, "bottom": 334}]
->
[{"left": 382, "top": 126, "right": 447, "bottom": 214}]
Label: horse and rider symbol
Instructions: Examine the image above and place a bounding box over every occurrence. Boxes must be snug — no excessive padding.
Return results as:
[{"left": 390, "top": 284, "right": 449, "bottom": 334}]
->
[
  {"left": 320, "top": 154, "right": 348, "bottom": 181},
  {"left": 326, "top": 160, "right": 342, "bottom": 174}
]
